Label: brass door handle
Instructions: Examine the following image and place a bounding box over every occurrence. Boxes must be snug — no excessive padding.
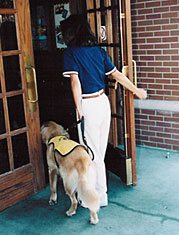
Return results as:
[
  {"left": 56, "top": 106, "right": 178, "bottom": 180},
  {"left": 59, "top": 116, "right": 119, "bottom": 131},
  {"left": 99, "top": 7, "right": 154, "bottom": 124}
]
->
[
  {"left": 114, "top": 65, "right": 129, "bottom": 90},
  {"left": 121, "top": 61, "right": 137, "bottom": 86},
  {"left": 117, "top": 60, "right": 137, "bottom": 90},
  {"left": 25, "top": 66, "right": 38, "bottom": 103},
  {"left": 122, "top": 65, "right": 128, "bottom": 77},
  {"left": 132, "top": 60, "right": 137, "bottom": 87}
]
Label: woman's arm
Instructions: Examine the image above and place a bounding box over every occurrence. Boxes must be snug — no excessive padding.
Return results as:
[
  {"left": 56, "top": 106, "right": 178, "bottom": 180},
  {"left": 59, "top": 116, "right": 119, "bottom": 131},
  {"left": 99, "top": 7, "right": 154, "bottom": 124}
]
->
[
  {"left": 111, "top": 69, "right": 147, "bottom": 99},
  {"left": 70, "top": 74, "right": 83, "bottom": 120}
]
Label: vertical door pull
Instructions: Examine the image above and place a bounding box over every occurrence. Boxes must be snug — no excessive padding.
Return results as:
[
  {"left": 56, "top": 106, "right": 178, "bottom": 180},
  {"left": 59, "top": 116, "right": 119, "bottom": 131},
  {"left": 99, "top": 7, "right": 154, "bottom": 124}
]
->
[
  {"left": 132, "top": 60, "right": 137, "bottom": 87},
  {"left": 25, "top": 65, "right": 38, "bottom": 103}
]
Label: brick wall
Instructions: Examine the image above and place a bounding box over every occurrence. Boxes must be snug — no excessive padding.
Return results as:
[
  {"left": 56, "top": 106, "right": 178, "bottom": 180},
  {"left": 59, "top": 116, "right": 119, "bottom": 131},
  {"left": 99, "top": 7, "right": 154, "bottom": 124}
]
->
[
  {"left": 131, "top": 0, "right": 179, "bottom": 151},
  {"left": 135, "top": 109, "right": 179, "bottom": 151}
]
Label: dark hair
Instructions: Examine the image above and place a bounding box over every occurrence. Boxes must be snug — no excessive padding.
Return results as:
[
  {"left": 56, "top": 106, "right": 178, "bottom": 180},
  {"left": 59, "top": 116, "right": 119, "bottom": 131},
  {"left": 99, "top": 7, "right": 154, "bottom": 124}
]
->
[{"left": 60, "top": 14, "right": 98, "bottom": 47}]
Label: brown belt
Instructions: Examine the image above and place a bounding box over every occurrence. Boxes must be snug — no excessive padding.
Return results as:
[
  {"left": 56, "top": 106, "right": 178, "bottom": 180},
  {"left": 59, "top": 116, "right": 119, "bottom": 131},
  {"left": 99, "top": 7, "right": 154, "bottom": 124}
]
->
[{"left": 82, "top": 90, "right": 104, "bottom": 99}]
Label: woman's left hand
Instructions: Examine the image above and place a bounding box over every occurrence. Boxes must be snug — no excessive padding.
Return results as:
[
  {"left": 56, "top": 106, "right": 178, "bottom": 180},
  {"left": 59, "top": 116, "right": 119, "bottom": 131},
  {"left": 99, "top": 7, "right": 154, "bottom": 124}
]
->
[{"left": 77, "top": 109, "right": 84, "bottom": 121}]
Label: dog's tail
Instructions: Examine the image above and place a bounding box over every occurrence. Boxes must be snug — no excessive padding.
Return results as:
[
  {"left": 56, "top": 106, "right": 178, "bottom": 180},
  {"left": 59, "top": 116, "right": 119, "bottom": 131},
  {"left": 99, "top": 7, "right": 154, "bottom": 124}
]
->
[{"left": 77, "top": 176, "right": 100, "bottom": 212}]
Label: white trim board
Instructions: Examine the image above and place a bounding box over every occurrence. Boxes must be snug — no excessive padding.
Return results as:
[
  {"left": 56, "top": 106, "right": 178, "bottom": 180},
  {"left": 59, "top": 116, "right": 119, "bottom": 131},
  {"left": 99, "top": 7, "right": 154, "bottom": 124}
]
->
[{"left": 134, "top": 99, "right": 179, "bottom": 112}]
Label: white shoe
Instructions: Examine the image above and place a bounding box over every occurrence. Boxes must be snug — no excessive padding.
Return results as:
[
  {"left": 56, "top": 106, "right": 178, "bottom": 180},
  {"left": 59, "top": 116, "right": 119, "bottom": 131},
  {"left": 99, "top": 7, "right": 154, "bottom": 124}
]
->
[
  {"left": 100, "top": 201, "right": 108, "bottom": 207},
  {"left": 99, "top": 193, "right": 108, "bottom": 207},
  {"left": 81, "top": 200, "right": 107, "bottom": 207}
]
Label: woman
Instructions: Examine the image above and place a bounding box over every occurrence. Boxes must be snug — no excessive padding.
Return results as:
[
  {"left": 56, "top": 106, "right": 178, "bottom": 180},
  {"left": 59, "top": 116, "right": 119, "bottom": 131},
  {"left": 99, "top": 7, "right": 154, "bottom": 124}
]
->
[{"left": 61, "top": 15, "right": 147, "bottom": 207}]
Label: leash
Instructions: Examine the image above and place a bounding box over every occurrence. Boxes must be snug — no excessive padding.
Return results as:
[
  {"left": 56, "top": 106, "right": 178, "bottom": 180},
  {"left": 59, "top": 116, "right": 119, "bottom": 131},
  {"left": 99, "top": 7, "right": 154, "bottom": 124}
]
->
[
  {"left": 66, "top": 119, "right": 82, "bottom": 132},
  {"left": 66, "top": 116, "right": 95, "bottom": 161}
]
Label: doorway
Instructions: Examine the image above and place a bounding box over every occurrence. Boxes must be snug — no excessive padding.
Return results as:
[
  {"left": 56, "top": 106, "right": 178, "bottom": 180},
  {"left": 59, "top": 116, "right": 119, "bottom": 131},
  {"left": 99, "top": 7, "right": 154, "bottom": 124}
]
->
[{"left": 29, "top": 0, "right": 137, "bottom": 185}]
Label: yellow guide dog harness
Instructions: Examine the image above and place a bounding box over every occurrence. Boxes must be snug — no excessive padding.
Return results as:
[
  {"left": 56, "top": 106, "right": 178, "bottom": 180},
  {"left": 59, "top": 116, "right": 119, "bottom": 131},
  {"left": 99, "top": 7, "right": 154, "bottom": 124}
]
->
[{"left": 49, "top": 136, "right": 86, "bottom": 157}]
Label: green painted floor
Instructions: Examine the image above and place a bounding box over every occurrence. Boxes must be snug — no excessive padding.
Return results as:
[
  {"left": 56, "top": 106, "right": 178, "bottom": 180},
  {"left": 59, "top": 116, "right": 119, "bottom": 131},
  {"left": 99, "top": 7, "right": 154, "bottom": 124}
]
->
[{"left": 0, "top": 146, "right": 179, "bottom": 235}]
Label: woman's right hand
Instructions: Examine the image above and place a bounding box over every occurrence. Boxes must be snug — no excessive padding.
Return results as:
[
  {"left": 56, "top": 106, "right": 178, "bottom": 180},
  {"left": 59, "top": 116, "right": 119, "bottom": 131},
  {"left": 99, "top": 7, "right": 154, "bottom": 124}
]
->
[
  {"left": 135, "top": 88, "right": 147, "bottom": 100},
  {"left": 111, "top": 70, "right": 147, "bottom": 100}
]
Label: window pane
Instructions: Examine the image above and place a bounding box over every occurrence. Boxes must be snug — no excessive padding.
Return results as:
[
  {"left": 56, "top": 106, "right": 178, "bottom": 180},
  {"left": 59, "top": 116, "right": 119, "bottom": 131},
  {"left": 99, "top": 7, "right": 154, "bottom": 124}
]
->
[
  {"left": 12, "top": 133, "right": 30, "bottom": 169},
  {"left": 3, "top": 55, "right": 22, "bottom": 92},
  {"left": 0, "top": 14, "right": 18, "bottom": 51},
  {"left": 0, "top": 139, "right": 10, "bottom": 175},
  {"left": 0, "top": 0, "right": 13, "bottom": 8},
  {"left": 7, "top": 95, "right": 26, "bottom": 131},
  {"left": 31, "top": 6, "right": 48, "bottom": 51},
  {"left": 0, "top": 99, "right": 6, "bottom": 134},
  {"left": 54, "top": 3, "right": 69, "bottom": 49}
]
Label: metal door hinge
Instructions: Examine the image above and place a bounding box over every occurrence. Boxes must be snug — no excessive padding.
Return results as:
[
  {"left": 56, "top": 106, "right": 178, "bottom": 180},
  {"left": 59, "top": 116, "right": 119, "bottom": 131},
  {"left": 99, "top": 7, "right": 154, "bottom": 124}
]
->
[
  {"left": 125, "top": 133, "right": 129, "bottom": 138},
  {"left": 132, "top": 60, "right": 137, "bottom": 86},
  {"left": 121, "top": 13, "right": 125, "bottom": 19},
  {"left": 126, "top": 158, "right": 132, "bottom": 185}
]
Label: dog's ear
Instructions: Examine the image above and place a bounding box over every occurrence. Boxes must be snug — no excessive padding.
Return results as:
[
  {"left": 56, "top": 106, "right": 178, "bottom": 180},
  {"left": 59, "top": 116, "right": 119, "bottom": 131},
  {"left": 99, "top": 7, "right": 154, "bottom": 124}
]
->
[
  {"left": 42, "top": 121, "right": 51, "bottom": 128},
  {"left": 40, "top": 121, "right": 55, "bottom": 145},
  {"left": 40, "top": 126, "right": 49, "bottom": 145}
]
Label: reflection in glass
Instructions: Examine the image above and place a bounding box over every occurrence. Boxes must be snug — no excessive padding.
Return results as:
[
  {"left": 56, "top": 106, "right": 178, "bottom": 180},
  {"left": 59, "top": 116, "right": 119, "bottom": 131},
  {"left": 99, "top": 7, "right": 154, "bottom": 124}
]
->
[
  {"left": 31, "top": 6, "right": 48, "bottom": 51},
  {"left": 116, "top": 88, "right": 125, "bottom": 151},
  {"left": 0, "top": 14, "right": 18, "bottom": 51},
  {"left": 0, "top": 99, "right": 6, "bottom": 134},
  {"left": 117, "top": 119, "right": 125, "bottom": 151},
  {"left": 12, "top": 133, "right": 30, "bottom": 169},
  {"left": 7, "top": 95, "right": 26, "bottom": 131},
  {"left": 0, "top": 139, "right": 10, "bottom": 175},
  {"left": 54, "top": 3, "right": 69, "bottom": 49},
  {"left": 3, "top": 55, "right": 22, "bottom": 92},
  {"left": 0, "top": 0, "right": 14, "bottom": 8}
]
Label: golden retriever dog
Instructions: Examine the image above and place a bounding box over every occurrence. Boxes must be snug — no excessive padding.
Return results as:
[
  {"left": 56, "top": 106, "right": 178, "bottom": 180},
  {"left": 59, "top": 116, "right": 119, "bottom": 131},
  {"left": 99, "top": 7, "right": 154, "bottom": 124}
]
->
[{"left": 41, "top": 121, "right": 100, "bottom": 224}]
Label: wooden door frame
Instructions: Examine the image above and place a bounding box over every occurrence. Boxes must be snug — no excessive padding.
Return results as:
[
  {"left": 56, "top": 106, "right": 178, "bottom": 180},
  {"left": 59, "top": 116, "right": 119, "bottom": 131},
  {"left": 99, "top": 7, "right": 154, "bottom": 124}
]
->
[
  {"left": 14, "top": 0, "right": 45, "bottom": 192},
  {"left": 121, "top": 0, "right": 137, "bottom": 185}
]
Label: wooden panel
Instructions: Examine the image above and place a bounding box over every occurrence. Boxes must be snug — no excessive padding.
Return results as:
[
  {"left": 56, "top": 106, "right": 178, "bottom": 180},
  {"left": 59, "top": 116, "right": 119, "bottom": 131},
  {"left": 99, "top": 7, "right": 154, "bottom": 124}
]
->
[
  {"left": 0, "top": 9, "right": 16, "bottom": 14},
  {"left": 86, "top": 0, "right": 96, "bottom": 35},
  {"left": 105, "top": 143, "right": 128, "bottom": 185},
  {"left": 95, "top": 0, "right": 102, "bottom": 43},
  {"left": 1, "top": 50, "right": 21, "bottom": 56},
  {"left": 0, "top": 164, "right": 34, "bottom": 211}
]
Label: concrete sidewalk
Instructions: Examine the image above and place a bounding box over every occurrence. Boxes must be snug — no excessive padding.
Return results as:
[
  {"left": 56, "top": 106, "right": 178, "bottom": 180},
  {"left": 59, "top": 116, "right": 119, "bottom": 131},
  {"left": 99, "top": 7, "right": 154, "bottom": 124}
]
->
[{"left": 0, "top": 146, "right": 179, "bottom": 235}]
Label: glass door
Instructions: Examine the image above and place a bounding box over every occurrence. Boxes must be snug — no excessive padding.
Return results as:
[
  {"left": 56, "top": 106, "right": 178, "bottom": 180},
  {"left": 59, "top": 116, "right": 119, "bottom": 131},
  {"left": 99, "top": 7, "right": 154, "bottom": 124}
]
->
[
  {"left": 0, "top": 0, "right": 45, "bottom": 211},
  {"left": 86, "top": 0, "right": 137, "bottom": 185}
]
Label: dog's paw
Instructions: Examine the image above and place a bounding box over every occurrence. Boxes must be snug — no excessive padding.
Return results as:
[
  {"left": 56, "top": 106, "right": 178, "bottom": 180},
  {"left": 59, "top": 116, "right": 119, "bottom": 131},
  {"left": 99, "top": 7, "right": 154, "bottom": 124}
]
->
[
  {"left": 49, "top": 200, "right": 57, "bottom": 206},
  {"left": 66, "top": 210, "right": 76, "bottom": 217},
  {"left": 90, "top": 217, "right": 99, "bottom": 225}
]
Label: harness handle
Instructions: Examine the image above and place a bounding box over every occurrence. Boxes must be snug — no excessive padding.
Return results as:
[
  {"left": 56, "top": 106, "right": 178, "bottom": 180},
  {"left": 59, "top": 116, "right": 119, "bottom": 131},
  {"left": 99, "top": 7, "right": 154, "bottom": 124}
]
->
[{"left": 80, "top": 116, "right": 94, "bottom": 161}]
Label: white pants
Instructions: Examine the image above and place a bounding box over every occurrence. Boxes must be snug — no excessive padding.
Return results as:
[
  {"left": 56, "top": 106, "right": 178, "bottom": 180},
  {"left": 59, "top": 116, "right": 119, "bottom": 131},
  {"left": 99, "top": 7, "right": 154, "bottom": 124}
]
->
[{"left": 77, "top": 93, "right": 111, "bottom": 205}]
